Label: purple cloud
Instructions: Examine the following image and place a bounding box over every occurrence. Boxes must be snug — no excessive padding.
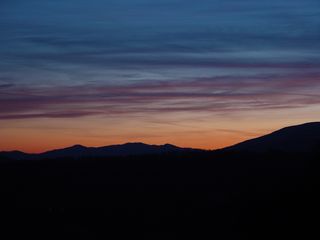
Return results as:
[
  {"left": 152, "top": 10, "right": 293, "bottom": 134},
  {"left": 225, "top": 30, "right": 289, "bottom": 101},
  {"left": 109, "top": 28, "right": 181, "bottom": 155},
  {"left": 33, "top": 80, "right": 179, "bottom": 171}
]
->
[{"left": 1, "top": 72, "right": 320, "bottom": 120}]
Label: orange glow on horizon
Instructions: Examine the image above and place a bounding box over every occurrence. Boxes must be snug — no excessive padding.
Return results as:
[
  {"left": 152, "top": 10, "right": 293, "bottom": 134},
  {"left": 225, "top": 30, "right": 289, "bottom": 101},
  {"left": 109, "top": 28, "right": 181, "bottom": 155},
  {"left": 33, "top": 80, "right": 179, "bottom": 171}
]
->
[
  {"left": 0, "top": 119, "right": 261, "bottom": 153},
  {"left": 1, "top": 107, "right": 319, "bottom": 153},
  {"left": 0, "top": 134, "right": 253, "bottom": 153}
]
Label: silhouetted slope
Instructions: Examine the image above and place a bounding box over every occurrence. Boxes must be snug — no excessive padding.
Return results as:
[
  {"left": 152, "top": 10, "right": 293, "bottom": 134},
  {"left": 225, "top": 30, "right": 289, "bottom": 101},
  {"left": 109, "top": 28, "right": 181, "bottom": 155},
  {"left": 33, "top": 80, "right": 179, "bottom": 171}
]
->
[
  {"left": 225, "top": 122, "right": 320, "bottom": 153},
  {"left": 0, "top": 150, "right": 34, "bottom": 161}
]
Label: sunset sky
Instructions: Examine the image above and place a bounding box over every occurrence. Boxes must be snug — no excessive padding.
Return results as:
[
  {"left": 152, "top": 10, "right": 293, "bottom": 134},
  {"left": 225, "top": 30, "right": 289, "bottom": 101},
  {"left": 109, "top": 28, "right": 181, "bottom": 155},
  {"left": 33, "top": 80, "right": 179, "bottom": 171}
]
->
[{"left": 1, "top": 0, "right": 320, "bottom": 153}]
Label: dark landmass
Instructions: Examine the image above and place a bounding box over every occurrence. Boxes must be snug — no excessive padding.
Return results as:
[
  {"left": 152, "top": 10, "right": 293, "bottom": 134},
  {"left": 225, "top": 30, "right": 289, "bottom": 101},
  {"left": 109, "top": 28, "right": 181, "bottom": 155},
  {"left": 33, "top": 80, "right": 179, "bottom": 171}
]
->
[
  {"left": 226, "top": 122, "right": 320, "bottom": 153},
  {"left": 0, "top": 122, "right": 320, "bottom": 239},
  {"left": 0, "top": 142, "right": 201, "bottom": 161}
]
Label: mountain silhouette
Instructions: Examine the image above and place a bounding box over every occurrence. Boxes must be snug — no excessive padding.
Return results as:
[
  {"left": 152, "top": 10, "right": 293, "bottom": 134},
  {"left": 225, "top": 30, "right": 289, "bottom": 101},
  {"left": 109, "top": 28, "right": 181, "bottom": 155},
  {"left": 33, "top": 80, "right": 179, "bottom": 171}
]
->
[
  {"left": 0, "top": 142, "right": 198, "bottom": 160},
  {"left": 40, "top": 142, "right": 195, "bottom": 159},
  {"left": 225, "top": 122, "right": 320, "bottom": 153},
  {"left": 1, "top": 122, "right": 320, "bottom": 160}
]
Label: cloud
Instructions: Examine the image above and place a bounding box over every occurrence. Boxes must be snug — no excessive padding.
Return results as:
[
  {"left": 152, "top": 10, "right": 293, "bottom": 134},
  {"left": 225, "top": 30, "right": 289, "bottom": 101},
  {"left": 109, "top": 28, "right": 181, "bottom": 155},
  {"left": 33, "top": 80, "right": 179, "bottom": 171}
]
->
[
  {"left": 1, "top": 72, "right": 319, "bottom": 119},
  {"left": 1, "top": 0, "right": 320, "bottom": 120},
  {"left": 216, "top": 129, "right": 262, "bottom": 137},
  {"left": 1, "top": 0, "right": 320, "bottom": 74},
  {"left": 0, "top": 83, "right": 14, "bottom": 89}
]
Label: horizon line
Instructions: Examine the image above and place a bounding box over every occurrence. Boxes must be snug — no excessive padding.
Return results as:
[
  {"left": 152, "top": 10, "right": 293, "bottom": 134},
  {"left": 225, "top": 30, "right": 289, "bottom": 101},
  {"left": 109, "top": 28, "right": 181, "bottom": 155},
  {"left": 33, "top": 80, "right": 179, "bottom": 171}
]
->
[{"left": 2, "top": 121, "right": 319, "bottom": 154}]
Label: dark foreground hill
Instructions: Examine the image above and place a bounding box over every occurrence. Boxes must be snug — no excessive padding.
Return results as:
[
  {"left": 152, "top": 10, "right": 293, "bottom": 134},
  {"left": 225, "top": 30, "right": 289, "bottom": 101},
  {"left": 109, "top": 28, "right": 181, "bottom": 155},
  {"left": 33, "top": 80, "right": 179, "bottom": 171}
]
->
[
  {"left": 0, "top": 122, "right": 320, "bottom": 239},
  {"left": 226, "top": 122, "right": 320, "bottom": 153}
]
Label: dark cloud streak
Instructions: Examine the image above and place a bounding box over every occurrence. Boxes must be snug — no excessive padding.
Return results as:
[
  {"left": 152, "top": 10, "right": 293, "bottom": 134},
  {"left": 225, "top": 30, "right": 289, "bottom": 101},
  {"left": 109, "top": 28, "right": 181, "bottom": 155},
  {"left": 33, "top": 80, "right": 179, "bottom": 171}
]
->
[{"left": 1, "top": 74, "right": 319, "bottom": 120}]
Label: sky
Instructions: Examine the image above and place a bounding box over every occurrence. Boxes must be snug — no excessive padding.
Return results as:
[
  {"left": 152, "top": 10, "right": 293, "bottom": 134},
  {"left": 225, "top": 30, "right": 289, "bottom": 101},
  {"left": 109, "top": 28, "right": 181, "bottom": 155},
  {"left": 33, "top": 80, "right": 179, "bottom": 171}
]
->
[{"left": 1, "top": 0, "right": 320, "bottom": 152}]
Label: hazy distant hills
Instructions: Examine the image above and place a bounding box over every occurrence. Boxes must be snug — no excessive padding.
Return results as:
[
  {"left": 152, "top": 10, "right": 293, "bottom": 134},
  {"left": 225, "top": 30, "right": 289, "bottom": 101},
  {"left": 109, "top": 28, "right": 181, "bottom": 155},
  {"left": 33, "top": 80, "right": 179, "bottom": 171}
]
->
[
  {"left": 0, "top": 143, "right": 200, "bottom": 160},
  {"left": 1, "top": 122, "right": 320, "bottom": 160},
  {"left": 40, "top": 143, "right": 197, "bottom": 159},
  {"left": 226, "top": 122, "right": 320, "bottom": 153}
]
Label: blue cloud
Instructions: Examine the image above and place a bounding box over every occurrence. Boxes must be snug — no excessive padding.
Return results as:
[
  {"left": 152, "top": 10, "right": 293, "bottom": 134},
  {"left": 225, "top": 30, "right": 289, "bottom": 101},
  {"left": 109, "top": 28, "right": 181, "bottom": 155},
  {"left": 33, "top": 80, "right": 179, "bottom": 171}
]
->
[{"left": 0, "top": 0, "right": 319, "bottom": 119}]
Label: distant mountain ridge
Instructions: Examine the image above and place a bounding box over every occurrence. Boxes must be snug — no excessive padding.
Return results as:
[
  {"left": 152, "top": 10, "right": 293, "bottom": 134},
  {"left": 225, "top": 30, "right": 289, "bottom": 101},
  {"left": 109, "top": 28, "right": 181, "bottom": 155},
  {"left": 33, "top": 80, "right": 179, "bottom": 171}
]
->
[
  {"left": 1, "top": 122, "right": 320, "bottom": 160},
  {"left": 0, "top": 142, "right": 200, "bottom": 160}
]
